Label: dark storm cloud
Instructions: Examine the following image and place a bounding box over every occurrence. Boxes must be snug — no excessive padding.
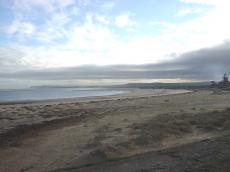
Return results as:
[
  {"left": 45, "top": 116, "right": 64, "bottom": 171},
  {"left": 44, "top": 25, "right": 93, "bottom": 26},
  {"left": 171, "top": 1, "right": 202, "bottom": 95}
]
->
[
  {"left": 164, "top": 41, "right": 230, "bottom": 80},
  {"left": 0, "top": 41, "right": 230, "bottom": 81}
]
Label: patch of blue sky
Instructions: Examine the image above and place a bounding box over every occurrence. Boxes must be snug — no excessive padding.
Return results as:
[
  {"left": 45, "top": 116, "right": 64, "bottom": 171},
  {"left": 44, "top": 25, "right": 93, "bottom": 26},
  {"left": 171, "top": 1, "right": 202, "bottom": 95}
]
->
[{"left": 0, "top": 6, "right": 14, "bottom": 24}]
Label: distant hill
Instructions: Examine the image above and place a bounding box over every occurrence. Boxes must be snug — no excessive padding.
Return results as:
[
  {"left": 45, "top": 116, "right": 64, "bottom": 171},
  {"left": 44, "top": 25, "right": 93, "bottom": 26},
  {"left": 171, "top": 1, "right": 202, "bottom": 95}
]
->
[
  {"left": 112, "top": 82, "right": 210, "bottom": 89},
  {"left": 30, "top": 82, "right": 211, "bottom": 90}
]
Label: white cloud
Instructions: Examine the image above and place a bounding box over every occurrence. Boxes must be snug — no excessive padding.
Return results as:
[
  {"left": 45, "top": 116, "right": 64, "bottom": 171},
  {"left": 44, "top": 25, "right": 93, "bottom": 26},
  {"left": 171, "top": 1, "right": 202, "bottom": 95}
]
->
[
  {"left": 180, "top": 0, "right": 216, "bottom": 5},
  {"left": 147, "top": 0, "right": 230, "bottom": 55},
  {"left": 5, "top": 19, "right": 173, "bottom": 68},
  {"left": 180, "top": 0, "right": 229, "bottom": 6},
  {"left": 57, "top": 0, "right": 75, "bottom": 8},
  {"left": 5, "top": 0, "right": 230, "bottom": 69},
  {"left": 12, "top": 0, "right": 54, "bottom": 12},
  {"left": 69, "top": 24, "right": 113, "bottom": 51},
  {"left": 115, "top": 14, "right": 136, "bottom": 28},
  {"left": 175, "top": 8, "right": 203, "bottom": 17},
  {"left": 11, "top": 0, "right": 75, "bottom": 12},
  {"left": 6, "top": 20, "right": 36, "bottom": 37},
  {"left": 0, "top": 47, "right": 28, "bottom": 72},
  {"left": 95, "top": 15, "right": 110, "bottom": 25},
  {"left": 2, "top": 0, "right": 230, "bottom": 70},
  {"left": 8, "top": 8, "right": 76, "bottom": 43}
]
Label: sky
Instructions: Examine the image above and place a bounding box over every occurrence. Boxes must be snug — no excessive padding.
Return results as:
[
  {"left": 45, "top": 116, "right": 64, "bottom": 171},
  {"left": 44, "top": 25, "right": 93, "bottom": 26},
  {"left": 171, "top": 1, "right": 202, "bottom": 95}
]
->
[{"left": 0, "top": 0, "right": 230, "bottom": 88}]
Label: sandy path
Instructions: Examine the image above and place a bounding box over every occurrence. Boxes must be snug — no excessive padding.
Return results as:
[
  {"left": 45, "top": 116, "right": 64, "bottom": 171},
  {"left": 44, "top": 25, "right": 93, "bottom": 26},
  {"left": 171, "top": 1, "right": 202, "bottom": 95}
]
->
[{"left": 1, "top": 89, "right": 230, "bottom": 172}]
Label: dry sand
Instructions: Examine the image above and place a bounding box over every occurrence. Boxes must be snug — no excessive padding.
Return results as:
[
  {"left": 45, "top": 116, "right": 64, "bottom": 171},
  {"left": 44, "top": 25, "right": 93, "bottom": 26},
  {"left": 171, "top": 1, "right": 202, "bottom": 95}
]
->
[{"left": 1, "top": 89, "right": 230, "bottom": 172}]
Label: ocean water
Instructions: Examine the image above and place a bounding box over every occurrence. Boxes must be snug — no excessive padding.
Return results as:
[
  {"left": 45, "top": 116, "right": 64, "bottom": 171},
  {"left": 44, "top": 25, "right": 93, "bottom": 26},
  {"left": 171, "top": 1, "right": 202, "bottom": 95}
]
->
[{"left": 0, "top": 87, "right": 124, "bottom": 102}]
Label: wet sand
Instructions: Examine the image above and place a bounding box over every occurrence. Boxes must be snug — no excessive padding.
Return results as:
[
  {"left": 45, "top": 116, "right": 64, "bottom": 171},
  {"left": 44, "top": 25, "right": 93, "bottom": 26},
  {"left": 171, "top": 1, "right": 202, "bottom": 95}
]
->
[{"left": 1, "top": 89, "right": 230, "bottom": 172}]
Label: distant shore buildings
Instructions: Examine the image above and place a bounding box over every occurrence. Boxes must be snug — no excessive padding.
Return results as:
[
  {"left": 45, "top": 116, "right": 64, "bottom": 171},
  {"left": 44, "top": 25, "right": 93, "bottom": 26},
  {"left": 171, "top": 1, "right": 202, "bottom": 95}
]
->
[{"left": 211, "top": 73, "right": 230, "bottom": 88}]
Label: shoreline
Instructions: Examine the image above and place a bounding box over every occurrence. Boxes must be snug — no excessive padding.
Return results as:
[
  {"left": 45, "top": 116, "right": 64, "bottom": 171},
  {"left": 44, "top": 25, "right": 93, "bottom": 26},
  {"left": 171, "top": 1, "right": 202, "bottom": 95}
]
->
[
  {"left": 0, "top": 88, "right": 127, "bottom": 105},
  {"left": 0, "top": 88, "right": 191, "bottom": 105}
]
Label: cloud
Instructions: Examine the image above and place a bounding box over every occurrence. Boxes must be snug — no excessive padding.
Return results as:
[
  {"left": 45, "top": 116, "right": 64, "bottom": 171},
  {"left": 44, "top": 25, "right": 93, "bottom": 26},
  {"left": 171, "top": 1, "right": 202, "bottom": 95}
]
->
[
  {"left": 6, "top": 20, "right": 36, "bottom": 38},
  {"left": 1, "top": 0, "right": 230, "bottom": 76},
  {"left": 151, "top": 41, "right": 230, "bottom": 80},
  {"left": 2, "top": 0, "right": 79, "bottom": 44},
  {"left": 115, "top": 14, "right": 136, "bottom": 28},
  {"left": 1, "top": 41, "right": 230, "bottom": 83},
  {"left": 11, "top": 0, "right": 75, "bottom": 12},
  {"left": 180, "top": 0, "right": 227, "bottom": 6},
  {"left": 0, "top": 47, "right": 27, "bottom": 72},
  {"left": 175, "top": 8, "right": 203, "bottom": 17},
  {"left": 95, "top": 15, "right": 110, "bottom": 25},
  {"left": 57, "top": 0, "right": 75, "bottom": 8},
  {"left": 5, "top": 0, "right": 228, "bottom": 69},
  {"left": 152, "top": 1, "right": 230, "bottom": 54},
  {"left": 34, "top": 11, "right": 73, "bottom": 43}
]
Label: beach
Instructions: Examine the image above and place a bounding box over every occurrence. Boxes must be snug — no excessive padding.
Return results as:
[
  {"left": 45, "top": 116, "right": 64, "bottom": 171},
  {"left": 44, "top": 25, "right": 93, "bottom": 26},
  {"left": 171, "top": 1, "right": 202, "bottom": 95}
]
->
[{"left": 1, "top": 89, "right": 230, "bottom": 172}]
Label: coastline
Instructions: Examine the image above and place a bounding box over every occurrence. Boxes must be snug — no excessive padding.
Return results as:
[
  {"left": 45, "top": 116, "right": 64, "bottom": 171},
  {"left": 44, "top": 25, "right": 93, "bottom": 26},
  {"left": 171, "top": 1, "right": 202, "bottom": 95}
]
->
[
  {"left": 0, "top": 88, "right": 191, "bottom": 105},
  {"left": 0, "top": 88, "right": 127, "bottom": 104},
  {"left": 1, "top": 89, "right": 230, "bottom": 172}
]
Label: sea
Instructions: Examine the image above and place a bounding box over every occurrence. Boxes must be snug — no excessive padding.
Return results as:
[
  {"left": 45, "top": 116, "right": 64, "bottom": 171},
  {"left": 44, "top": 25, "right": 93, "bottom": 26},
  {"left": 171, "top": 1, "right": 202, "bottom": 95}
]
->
[{"left": 0, "top": 87, "right": 124, "bottom": 102}]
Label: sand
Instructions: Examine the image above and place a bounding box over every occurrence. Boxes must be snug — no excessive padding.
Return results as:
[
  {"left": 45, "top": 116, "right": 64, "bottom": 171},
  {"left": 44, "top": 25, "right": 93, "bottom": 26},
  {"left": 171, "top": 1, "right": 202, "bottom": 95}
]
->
[{"left": 1, "top": 89, "right": 230, "bottom": 172}]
